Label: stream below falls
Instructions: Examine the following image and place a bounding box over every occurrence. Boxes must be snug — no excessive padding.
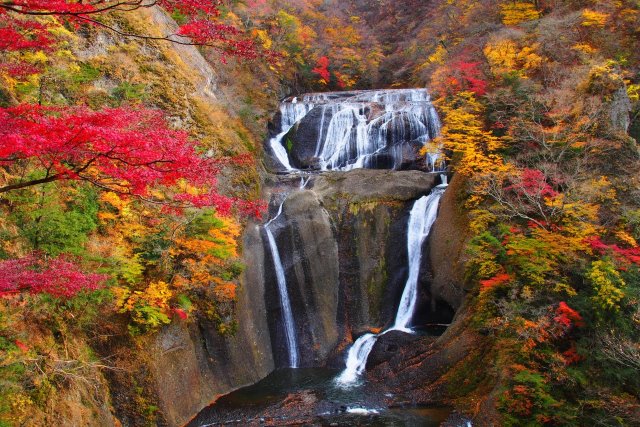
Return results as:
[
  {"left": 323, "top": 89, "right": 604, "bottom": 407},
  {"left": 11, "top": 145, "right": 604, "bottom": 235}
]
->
[
  {"left": 186, "top": 368, "right": 453, "bottom": 426},
  {"left": 187, "top": 89, "right": 470, "bottom": 426}
]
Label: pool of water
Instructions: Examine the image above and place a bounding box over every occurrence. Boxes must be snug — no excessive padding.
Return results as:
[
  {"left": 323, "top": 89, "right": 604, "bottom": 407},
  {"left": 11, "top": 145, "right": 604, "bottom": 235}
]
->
[{"left": 186, "top": 368, "right": 453, "bottom": 426}]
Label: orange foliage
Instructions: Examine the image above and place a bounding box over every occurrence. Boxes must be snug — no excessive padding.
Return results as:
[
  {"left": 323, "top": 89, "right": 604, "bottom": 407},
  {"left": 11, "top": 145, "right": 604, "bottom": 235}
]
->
[{"left": 480, "top": 272, "right": 513, "bottom": 292}]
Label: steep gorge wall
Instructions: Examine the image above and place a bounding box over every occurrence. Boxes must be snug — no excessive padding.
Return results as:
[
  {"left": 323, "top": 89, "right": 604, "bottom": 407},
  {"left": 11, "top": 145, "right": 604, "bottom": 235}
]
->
[
  {"left": 58, "top": 8, "right": 470, "bottom": 426},
  {"left": 42, "top": 6, "right": 277, "bottom": 427},
  {"left": 252, "top": 169, "right": 441, "bottom": 370}
]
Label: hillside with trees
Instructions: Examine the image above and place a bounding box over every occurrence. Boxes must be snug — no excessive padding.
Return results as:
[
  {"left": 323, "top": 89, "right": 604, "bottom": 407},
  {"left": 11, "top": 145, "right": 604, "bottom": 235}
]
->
[{"left": 1, "top": 1, "right": 639, "bottom": 426}]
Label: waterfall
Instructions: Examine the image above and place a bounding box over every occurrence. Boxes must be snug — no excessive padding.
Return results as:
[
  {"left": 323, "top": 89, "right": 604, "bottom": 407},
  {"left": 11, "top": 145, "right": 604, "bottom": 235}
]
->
[
  {"left": 268, "top": 99, "right": 315, "bottom": 171},
  {"left": 335, "top": 333, "right": 378, "bottom": 386},
  {"left": 267, "top": 89, "right": 444, "bottom": 172},
  {"left": 336, "top": 187, "right": 444, "bottom": 386},
  {"left": 264, "top": 200, "right": 299, "bottom": 368},
  {"left": 391, "top": 188, "right": 445, "bottom": 332}
]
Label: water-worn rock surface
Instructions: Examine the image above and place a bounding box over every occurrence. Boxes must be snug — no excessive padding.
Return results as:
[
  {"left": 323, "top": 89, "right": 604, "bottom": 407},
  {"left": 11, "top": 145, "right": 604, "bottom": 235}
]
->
[
  {"left": 429, "top": 174, "right": 469, "bottom": 310},
  {"left": 253, "top": 169, "right": 441, "bottom": 370}
]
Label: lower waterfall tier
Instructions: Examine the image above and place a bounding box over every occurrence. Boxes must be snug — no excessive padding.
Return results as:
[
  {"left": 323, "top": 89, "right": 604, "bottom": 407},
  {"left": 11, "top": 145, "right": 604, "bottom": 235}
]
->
[
  {"left": 252, "top": 169, "right": 455, "bottom": 369},
  {"left": 181, "top": 170, "right": 473, "bottom": 427}
]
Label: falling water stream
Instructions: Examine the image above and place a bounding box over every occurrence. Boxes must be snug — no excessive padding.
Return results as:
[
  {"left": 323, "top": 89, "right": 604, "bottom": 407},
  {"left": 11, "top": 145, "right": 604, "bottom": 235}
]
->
[
  {"left": 188, "top": 89, "right": 473, "bottom": 426},
  {"left": 336, "top": 187, "right": 445, "bottom": 386},
  {"left": 264, "top": 200, "right": 299, "bottom": 368},
  {"left": 268, "top": 89, "right": 443, "bottom": 172}
]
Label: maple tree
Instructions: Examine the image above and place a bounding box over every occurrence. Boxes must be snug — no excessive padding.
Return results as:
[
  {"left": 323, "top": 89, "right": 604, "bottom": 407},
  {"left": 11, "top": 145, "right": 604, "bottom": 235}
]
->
[
  {"left": 0, "top": 0, "right": 264, "bottom": 314},
  {"left": 0, "top": 253, "right": 107, "bottom": 297},
  {"left": 0, "top": 104, "right": 251, "bottom": 213},
  {"left": 0, "top": 0, "right": 263, "bottom": 56},
  {"left": 311, "top": 55, "right": 330, "bottom": 84}
]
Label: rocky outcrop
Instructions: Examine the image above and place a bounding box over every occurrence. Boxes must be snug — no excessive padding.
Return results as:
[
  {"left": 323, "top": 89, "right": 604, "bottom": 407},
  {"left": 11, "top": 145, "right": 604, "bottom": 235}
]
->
[
  {"left": 429, "top": 174, "right": 469, "bottom": 310},
  {"left": 258, "top": 169, "right": 440, "bottom": 369},
  {"left": 142, "top": 224, "right": 274, "bottom": 427},
  {"left": 263, "top": 189, "right": 340, "bottom": 367},
  {"left": 313, "top": 170, "right": 439, "bottom": 333},
  {"left": 369, "top": 303, "right": 483, "bottom": 403},
  {"left": 609, "top": 86, "right": 633, "bottom": 133}
]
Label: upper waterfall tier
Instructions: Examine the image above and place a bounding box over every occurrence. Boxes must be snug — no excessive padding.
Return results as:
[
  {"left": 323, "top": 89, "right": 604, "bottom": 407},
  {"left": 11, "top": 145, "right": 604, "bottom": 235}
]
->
[{"left": 266, "top": 89, "right": 443, "bottom": 172}]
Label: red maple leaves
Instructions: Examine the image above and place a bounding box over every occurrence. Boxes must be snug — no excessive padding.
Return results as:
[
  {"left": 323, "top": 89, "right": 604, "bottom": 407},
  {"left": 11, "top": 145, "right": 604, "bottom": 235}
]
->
[
  {"left": 480, "top": 272, "right": 513, "bottom": 291},
  {"left": 0, "top": 104, "right": 267, "bottom": 215},
  {"left": 312, "top": 56, "right": 331, "bottom": 83},
  {"left": 0, "top": 0, "right": 267, "bottom": 71},
  {"left": 554, "top": 301, "right": 584, "bottom": 329},
  {"left": 586, "top": 236, "right": 640, "bottom": 265},
  {"left": 0, "top": 253, "right": 107, "bottom": 298}
]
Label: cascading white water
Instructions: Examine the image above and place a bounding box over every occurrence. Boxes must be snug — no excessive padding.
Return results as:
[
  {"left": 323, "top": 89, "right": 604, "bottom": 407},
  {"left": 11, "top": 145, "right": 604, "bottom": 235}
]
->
[
  {"left": 268, "top": 99, "right": 315, "bottom": 171},
  {"left": 269, "top": 89, "right": 443, "bottom": 172},
  {"left": 264, "top": 201, "right": 299, "bottom": 368},
  {"left": 336, "top": 187, "right": 445, "bottom": 386},
  {"left": 391, "top": 188, "right": 445, "bottom": 332},
  {"left": 335, "top": 333, "right": 378, "bottom": 386}
]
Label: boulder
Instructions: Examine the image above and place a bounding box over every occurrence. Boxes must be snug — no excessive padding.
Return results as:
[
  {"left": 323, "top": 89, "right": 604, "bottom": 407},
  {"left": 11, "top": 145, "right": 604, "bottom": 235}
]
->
[
  {"left": 429, "top": 174, "right": 469, "bottom": 310},
  {"left": 366, "top": 330, "right": 425, "bottom": 369}
]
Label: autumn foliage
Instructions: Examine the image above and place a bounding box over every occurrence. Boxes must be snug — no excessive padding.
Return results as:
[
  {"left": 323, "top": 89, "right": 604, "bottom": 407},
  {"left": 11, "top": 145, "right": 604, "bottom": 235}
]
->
[
  {"left": 0, "top": 0, "right": 265, "bottom": 60},
  {"left": 0, "top": 0, "right": 265, "bottom": 353},
  {"left": 0, "top": 253, "right": 107, "bottom": 298}
]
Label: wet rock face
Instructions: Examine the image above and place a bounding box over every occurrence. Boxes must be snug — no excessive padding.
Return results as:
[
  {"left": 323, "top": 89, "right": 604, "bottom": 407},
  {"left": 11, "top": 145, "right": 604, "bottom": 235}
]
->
[
  {"left": 263, "top": 190, "right": 340, "bottom": 368},
  {"left": 368, "top": 304, "right": 484, "bottom": 406},
  {"left": 429, "top": 174, "right": 469, "bottom": 310},
  {"left": 260, "top": 169, "right": 440, "bottom": 369},
  {"left": 366, "top": 330, "right": 426, "bottom": 369}
]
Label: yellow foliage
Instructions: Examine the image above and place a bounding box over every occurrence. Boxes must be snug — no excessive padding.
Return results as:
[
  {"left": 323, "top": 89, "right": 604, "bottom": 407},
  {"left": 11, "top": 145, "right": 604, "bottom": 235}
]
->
[
  {"left": 589, "top": 176, "right": 617, "bottom": 203},
  {"left": 615, "top": 230, "right": 638, "bottom": 247},
  {"left": 572, "top": 43, "right": 597, "bottom": 56},
  {"left": 500, "top": 2, "right": 540, "bottom": 26},
  {"left": 7, "top": 393, "right": 33, "bottom": 423},
  {"left": 431, "top": 92, "right": 513, "bottom": 204},
  {"left": 517, "top": 45, "right": 543, "bottom": 70},
  {"left": 484, "top": 39, "right": 543, "bottom": 76},
  {"left": 553, "top": 199, "right": 601, "bottom": 251},
  {"left": 587, "top": 259, "right": 625, "bottom": 312},
  {"left": 469, "top": 209, "right": 497, "bottom": 235},
  {"left": 22, "top": 51, "right": 49, "bottom": 65},
  {"left": 484, "top": 39, "right": 518, "bottom": 73},
  {"left": 581, "top": 9, "right": 609, "bottom": 27},
  {"left": 111, "top": 286, "right": 131, "bottom": 310},
  {"left": 253, "top": 29, "right": 273, "bottom": 49},
  {"left": 427, "top": 44, "right": 448, "bottom": 66},
  {"left": 627, "top": 84, "right": 640, "bottom": 102},
  {"left": 170, "top": 214, "right": 241, "bottom": 292},
  {"left": 118, "top": 281, "right": 173, "bottom": 329}
]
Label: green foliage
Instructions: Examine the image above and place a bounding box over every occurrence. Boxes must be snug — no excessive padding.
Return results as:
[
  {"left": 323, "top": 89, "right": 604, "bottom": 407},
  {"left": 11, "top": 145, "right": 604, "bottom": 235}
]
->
[
  {"left": 7, "top": 184, "right": 99, "bottom": 256},
  {"left": 116, "top": 253, "right": 145, "bottom": 285},
  {"left": 499, "top": 368, "right": 563, "bottom": 426},
  {"left": 71, "top": 63, "right": 101, "bottom": 85},
  {"left": 622, "top": 209, "right": 640, "bottom": 241},
  {"left": 466, "top": 230, "right": 506, "bottom": 282},
  {"left": 112, "top": 81, "right": 146, "bottom": 102},
  {"left": 221, "top": 261, "right": 244, "bottom": 280},
  {"left": 170, "top": 9, "right": 188, "bottom": 25}
]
